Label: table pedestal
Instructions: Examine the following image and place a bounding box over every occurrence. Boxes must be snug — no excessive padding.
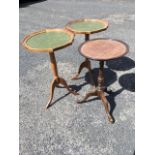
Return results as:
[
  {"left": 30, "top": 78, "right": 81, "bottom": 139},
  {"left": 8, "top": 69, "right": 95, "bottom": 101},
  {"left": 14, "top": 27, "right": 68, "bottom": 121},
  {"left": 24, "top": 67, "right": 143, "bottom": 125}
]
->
[
  {"left": 46, "top": 52, "right": 79, "bottom": 109},
  {"left": 77, "top": 61, "right": 114, "bottom": 123},
  {"left": 72, "top": 34, "right": 94, "bottom": 85}
]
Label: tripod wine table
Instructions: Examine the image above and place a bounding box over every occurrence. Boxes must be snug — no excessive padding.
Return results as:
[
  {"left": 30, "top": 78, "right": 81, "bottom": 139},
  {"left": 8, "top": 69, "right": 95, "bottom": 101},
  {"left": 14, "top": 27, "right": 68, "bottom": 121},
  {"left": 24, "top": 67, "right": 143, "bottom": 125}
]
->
[
  {"left": 22, "top": 29, "right": 78, "bottom": 109},
  {"left": 65, "top": 19, "right": 108, "bottom": 80},
  {"left": 78, "top": 39, "right": 128, "bottom": 123}
]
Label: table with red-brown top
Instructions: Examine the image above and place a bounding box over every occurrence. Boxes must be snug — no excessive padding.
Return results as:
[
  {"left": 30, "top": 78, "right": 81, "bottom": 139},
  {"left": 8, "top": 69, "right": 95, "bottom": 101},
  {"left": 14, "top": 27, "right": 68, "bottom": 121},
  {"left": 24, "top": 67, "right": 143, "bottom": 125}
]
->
[{"left": 77, "top": 39, "right": 128, "bottom": 123}]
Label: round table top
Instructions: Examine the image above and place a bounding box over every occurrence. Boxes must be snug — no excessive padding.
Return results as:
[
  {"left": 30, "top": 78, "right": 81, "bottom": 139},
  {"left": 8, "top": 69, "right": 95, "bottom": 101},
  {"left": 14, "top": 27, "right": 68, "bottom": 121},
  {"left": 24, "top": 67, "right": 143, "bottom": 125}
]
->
[
  {"left": 65, "top": 19, "right": 108, "bottom": 34},
  {"left": 22, "top": 29, "right": 74, "bottom": 53},
  {"left": 79, "top": 39, "right": 128, "bottom": 61}
]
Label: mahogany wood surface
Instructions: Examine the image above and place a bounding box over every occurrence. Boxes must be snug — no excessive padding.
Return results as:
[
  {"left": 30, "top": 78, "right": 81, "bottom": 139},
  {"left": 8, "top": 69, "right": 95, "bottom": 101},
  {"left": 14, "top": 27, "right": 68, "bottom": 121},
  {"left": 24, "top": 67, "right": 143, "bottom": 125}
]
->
[{"left": 79, "top": 39, "right": 128, "bottom": 61}]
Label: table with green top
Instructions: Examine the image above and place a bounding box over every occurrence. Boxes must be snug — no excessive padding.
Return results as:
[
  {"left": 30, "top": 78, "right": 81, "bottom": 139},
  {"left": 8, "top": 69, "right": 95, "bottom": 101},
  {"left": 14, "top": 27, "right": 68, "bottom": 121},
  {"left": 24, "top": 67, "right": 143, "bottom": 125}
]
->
[
  {"left": 22, "top": 29, "right": 78, "bottom": 109},
  {"left": 65, "top": 19, "right": 109, "bottom": 81}
]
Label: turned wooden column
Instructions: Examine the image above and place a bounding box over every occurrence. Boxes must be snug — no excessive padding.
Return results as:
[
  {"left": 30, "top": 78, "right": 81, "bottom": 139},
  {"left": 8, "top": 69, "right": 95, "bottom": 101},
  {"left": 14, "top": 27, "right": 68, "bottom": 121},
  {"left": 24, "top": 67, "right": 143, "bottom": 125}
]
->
[
  {"left": 98, "top": 61, "right": 104, "bottom": 91},
  {"left": 49, "top": 52, "right": 59, "bottom": 80}
]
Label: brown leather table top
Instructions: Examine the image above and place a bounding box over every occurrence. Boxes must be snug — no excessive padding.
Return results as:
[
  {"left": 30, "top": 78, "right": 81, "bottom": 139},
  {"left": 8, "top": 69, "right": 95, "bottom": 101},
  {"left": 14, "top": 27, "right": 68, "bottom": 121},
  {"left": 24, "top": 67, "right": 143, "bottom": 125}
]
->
[{"left": 79, "top": 39, "right": 128, "bottom": 61}]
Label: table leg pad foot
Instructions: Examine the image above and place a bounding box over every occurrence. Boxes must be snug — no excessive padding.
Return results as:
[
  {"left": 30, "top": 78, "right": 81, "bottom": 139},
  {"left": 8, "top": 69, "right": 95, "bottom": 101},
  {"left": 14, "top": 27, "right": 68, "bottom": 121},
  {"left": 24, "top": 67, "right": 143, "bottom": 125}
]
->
[{"left": 108, "top": 115, "right": 114, "bottom": 123}]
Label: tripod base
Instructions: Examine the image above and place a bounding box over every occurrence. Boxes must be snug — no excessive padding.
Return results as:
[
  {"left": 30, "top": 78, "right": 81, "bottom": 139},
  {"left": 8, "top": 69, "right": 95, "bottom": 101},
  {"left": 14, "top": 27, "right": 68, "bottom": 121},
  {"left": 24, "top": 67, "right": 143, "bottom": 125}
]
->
[
  {"left": 46, "top": 77, "right": 79, "bottom": 109},
  {"left": 77, "top": 60, "right": 114, "bottom": 123},
  {"left": 46, "top": 52, "right": 79, "bottom": 109},
  {"left": 77, "top": 88, "right": 114, "bottom": 123}
]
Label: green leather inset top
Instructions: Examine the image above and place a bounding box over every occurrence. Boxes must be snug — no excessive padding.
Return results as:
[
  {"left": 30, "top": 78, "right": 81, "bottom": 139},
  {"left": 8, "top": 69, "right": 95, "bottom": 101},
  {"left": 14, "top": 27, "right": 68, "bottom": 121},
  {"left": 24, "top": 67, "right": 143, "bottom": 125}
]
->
[
  {"left": 26, "top": 31, "right": 71, "bottom": 49},
  {"left": 69, "top": 21, "right": 105, "bottom": 32}
]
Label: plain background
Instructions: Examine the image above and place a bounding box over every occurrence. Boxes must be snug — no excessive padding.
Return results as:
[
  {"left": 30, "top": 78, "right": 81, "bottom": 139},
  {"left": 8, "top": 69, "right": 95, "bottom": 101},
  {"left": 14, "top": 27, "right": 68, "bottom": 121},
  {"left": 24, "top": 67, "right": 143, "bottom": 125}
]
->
[{"left": 0, "top": 0, "right": 155, "bottom": 154}]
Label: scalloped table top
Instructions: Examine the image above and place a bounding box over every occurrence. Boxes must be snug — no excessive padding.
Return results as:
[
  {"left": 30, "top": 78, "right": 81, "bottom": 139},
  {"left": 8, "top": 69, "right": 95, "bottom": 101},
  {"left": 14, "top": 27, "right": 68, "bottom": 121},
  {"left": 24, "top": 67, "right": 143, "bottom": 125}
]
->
[
  {"left": 22, "top": 29, "right": 74, "bottom": 52},
  {"left": 65, "top": 19, "right": 108, "bottom": 34}
]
